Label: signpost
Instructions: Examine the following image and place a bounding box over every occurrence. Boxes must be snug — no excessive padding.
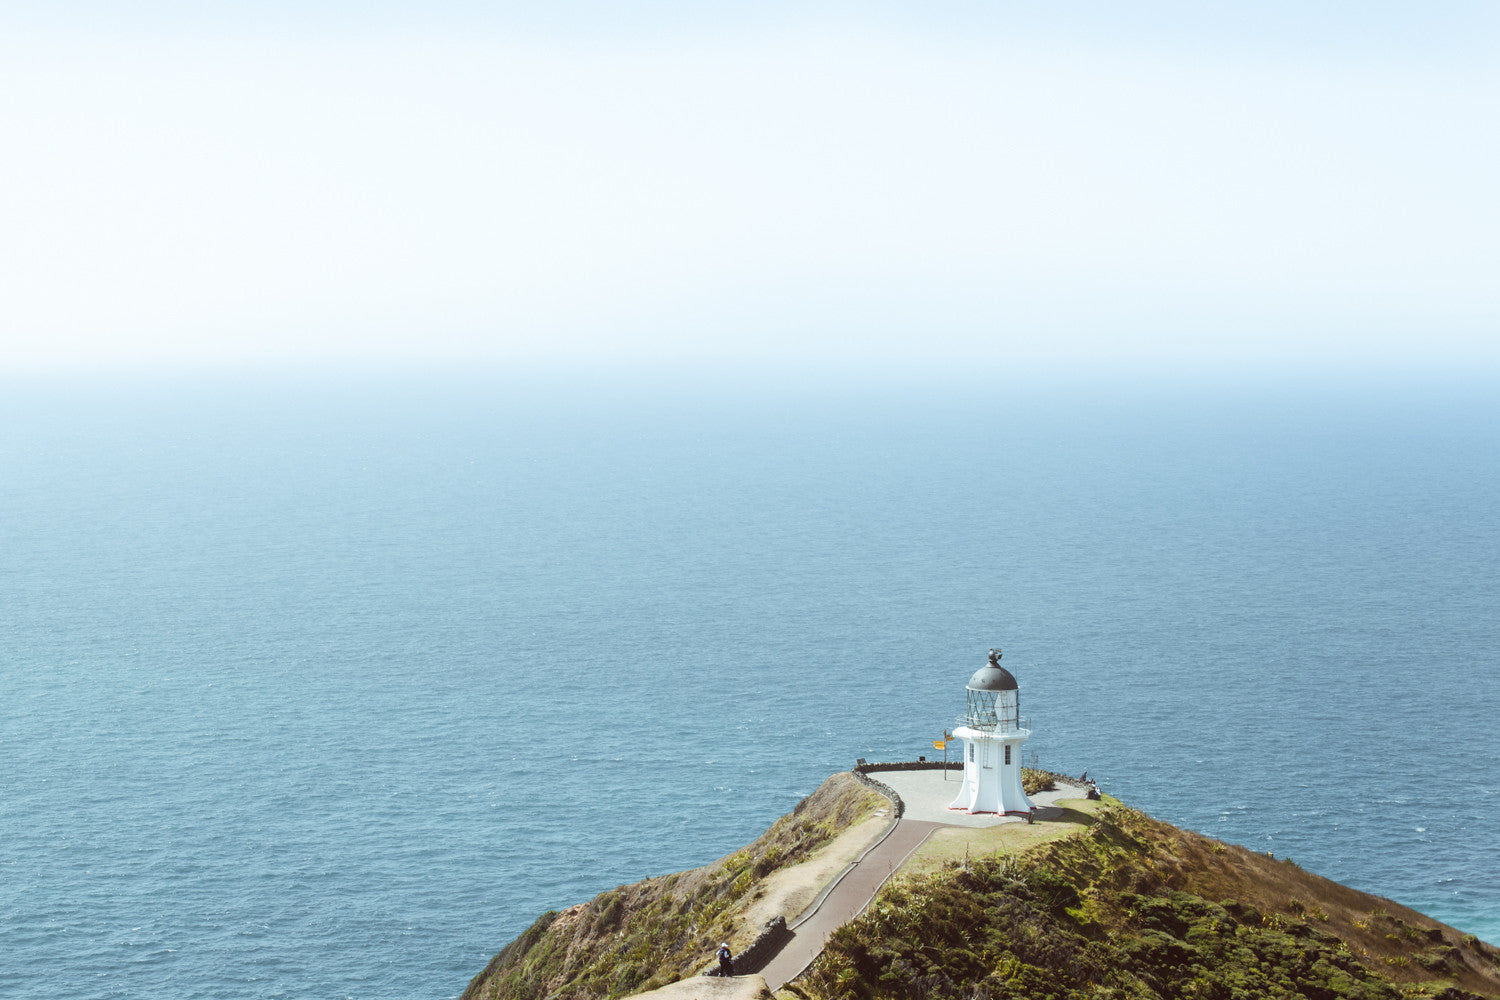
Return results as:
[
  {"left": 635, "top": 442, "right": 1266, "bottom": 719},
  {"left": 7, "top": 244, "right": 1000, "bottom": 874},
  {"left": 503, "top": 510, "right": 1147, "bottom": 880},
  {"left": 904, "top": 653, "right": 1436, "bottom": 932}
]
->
[{"left": 933, "top": 730, "right": 953, "bottom": 777}]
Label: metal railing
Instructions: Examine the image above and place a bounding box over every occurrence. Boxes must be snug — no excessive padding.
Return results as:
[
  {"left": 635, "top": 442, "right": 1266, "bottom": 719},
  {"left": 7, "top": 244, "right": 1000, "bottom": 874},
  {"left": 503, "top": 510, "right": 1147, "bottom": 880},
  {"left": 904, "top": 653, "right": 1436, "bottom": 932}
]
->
[{"left": 954, "top": 715, "right": 1030, "bottom": 734}]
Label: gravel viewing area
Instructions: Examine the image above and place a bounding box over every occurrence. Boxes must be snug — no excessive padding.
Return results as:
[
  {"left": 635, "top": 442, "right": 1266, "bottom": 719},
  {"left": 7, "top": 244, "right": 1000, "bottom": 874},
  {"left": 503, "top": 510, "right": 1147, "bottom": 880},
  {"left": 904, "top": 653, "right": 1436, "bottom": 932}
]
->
[{"left": 877, "top": 770, "right": 1090, "bottom": 827}]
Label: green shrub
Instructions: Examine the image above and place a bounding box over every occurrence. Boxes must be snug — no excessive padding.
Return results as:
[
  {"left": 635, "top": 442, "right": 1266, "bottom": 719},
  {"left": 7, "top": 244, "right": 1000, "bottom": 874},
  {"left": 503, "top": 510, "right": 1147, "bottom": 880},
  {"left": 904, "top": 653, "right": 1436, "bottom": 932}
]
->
[{"left": 796, "top": 807, "right": 1431, "bottom": 1000}]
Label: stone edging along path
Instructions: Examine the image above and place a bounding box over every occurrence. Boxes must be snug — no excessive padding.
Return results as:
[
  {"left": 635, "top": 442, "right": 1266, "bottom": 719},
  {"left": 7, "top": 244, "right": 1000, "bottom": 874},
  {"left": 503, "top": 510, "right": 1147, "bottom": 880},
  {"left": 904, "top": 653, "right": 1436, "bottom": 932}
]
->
[
  {"left": 747, "top": 763, "right": 1087, "bottom": 990},
  {"left": 706, "top": 761, "right": 1083, "bottom": 987},
  {"left": 703, "top": 764, "right": 908, "bottom": 979},
  {"left": 757, "top": 818, "right": 943, "bottom": 990},
  {"left": 789, "top": 781, "right": 905, "bottom": 933},
  {"left": 750, "top": 764, "right": 943, "bottom": 991}
]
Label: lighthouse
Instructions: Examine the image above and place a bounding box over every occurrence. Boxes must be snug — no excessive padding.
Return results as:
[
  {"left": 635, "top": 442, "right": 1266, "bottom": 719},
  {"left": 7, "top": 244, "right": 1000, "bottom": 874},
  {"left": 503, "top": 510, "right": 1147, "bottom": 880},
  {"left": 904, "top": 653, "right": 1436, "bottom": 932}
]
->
[{"left": 948, "top": 648, "right": 1034, "bottom": 816}]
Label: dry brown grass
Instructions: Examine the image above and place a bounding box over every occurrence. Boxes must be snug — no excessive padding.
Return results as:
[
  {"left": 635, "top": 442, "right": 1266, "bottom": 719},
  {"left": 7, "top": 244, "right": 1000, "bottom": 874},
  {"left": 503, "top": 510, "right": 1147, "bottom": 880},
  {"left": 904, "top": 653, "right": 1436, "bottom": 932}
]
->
[
  {"left": 1028, "top": 804, "right": 1500, "bottom": 997},
  {"left": 797, "top": 802, "right": 1500, "bottom": 1000}
]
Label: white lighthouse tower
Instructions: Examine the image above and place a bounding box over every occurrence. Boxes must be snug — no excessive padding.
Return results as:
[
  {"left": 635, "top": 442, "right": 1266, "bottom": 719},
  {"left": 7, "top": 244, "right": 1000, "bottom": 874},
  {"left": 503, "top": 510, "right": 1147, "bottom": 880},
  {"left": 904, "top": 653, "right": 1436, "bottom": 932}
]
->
[{"left": 949, "top": 648, "right": 1034, "bottom": 816}]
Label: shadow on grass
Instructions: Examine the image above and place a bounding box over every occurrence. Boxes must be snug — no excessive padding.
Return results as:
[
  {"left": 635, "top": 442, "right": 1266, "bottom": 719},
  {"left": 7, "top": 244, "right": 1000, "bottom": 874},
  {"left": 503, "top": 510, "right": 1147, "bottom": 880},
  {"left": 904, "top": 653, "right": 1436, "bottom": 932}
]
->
[
  {"left": 1030, "top": 800, "right": 1102, "bottom": 828},
  {"left": 1044, "top": 806, "right": 1098, "bottom": 828}
]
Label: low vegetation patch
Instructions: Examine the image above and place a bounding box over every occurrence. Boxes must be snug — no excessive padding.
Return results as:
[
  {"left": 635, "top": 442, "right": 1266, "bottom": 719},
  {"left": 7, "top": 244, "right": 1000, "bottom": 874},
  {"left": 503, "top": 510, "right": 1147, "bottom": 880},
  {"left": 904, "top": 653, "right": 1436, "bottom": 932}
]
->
[
  {"left": 1020, "top": 768, "right": 1058, "bottom": 796},
  {"left": 796, "top": 805, "right": 1500, "bottom": 1000}
]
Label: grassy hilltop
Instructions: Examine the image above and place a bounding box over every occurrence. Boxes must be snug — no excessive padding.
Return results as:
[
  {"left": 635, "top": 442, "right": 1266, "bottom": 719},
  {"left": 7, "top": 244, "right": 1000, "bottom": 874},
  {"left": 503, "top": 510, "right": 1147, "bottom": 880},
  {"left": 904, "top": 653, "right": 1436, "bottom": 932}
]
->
[
  {"left": 462, "top": 775, "right": 1500, "bottom": 1000},
  {"left": 796, "top": 803, "right": 1500, "bottom": 1000}
]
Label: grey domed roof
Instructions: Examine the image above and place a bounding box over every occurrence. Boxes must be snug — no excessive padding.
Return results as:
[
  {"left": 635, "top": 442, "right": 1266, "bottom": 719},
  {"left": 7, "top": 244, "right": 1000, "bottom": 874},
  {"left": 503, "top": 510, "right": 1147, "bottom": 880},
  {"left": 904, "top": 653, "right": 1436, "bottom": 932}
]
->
[{"left": 967, "top": 649, "right": 1018, "bottom": 691}]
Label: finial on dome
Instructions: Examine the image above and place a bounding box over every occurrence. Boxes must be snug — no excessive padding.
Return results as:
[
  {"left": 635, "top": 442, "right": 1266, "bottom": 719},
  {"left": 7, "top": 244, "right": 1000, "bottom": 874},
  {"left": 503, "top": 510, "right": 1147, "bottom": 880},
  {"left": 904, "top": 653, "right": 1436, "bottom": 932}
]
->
[{"left": 969, "top": 650, "right": 1017, "bottom": 692}]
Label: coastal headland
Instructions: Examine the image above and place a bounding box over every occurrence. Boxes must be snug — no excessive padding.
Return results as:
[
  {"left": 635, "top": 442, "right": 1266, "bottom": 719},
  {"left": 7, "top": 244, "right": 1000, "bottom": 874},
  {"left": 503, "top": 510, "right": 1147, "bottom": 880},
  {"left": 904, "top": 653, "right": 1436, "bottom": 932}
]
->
[{"left": 461, "top": 766, "right": 1500, "bottom": 1000}]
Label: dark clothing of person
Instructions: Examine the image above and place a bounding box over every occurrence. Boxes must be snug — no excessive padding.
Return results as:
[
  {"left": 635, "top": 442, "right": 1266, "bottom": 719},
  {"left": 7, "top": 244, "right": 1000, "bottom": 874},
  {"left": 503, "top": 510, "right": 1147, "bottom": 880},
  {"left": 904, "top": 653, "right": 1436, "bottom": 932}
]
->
[{"left": 717, "top": 946, "right": 734, "bottom": 977}]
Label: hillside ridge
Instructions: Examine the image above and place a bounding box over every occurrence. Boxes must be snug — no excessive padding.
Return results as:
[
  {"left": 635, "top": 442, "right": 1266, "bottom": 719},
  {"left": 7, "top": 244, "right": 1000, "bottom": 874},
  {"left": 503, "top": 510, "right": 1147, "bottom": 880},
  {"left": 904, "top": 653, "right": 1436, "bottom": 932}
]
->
[{"left": 462, "top": 772, "right": 1500, "bottom": 1000}]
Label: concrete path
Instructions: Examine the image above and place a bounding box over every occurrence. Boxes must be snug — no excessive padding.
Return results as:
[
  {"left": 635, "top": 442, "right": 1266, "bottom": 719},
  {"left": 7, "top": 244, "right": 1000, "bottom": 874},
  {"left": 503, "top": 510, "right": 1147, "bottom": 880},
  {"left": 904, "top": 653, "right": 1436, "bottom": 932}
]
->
[
  {"left": 752, "top": 773, "right": 1094, "bottom": 992},
  {"left": 631, "top": 974, "right": 774, "bottom": 1000},
  {"left": 758, "top": 818, "right": 944, "bottom": 991},
  {"left": 878, "top": 770, "right": 1089, "bottom": 826}
]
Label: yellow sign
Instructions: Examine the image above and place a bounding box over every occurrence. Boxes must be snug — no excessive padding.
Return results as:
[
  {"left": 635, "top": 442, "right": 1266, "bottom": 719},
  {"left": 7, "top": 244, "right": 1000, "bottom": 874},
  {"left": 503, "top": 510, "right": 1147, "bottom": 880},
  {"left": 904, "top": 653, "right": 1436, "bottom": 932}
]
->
[{"left": 933, "top": 740, "right": 947, "bottom": 750}]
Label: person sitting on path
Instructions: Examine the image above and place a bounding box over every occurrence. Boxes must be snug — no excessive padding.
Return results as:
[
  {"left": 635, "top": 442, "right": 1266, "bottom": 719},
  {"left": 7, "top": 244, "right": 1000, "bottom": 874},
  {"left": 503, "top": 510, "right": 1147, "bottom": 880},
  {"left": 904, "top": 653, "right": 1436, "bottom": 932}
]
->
[{"left": 716, "top": 942, "right": 734, "bottom": 977}]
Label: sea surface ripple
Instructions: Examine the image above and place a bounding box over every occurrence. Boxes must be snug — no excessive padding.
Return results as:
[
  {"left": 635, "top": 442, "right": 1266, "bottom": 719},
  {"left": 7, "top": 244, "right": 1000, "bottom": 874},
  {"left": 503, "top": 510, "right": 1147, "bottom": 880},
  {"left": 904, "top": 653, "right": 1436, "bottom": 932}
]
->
[{"left": 2, "top": 371, "right": 1497, "bottom": 999}]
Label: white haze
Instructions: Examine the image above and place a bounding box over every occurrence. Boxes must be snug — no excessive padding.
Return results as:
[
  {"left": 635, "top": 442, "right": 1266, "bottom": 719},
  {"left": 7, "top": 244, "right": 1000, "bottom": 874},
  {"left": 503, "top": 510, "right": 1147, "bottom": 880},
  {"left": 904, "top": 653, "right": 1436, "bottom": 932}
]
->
[{"left": 1, "top": 6, "right": 1496, "bottom": 373}]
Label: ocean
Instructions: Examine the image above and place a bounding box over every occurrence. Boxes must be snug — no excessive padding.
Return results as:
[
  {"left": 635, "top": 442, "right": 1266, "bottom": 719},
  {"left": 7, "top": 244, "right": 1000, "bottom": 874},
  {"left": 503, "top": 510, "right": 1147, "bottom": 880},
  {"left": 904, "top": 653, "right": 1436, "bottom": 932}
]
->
[{"left": 2, "top": 367, "right": 1497, "bottom": 999}]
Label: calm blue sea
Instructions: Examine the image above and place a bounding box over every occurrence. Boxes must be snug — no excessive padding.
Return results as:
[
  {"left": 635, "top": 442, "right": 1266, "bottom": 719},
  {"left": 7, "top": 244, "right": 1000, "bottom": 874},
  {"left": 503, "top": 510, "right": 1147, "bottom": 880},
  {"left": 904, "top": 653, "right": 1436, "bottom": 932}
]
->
[{"left": 2, "top": 368, "right": 1497, "bottom": 1000}]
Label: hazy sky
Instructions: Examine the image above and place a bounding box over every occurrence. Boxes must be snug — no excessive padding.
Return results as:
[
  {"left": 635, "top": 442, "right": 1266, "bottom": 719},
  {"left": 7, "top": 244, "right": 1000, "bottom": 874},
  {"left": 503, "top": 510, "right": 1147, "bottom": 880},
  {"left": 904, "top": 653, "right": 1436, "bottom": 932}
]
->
[{"left": 2, "top": 2, "right": 1496, "bottom": 373}]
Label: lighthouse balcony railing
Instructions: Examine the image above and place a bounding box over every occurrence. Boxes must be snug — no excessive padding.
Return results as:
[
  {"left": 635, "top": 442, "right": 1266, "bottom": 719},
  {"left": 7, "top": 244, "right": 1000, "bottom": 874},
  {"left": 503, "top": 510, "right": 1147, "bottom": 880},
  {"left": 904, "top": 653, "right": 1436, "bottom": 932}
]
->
[{"left": 955, "top": 715, "right": 1029, "bottom": 734}]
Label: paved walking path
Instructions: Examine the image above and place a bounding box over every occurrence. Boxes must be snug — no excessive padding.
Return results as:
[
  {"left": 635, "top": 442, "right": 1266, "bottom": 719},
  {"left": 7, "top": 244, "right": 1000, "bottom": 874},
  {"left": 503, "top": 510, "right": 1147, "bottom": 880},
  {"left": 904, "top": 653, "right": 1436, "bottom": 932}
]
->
[
  {"left": 757, "top": 818, "right": 945, "bottom": 990},
  {"left": 879, "top": 770, "right": 1088, "bottom": 826},
  {"left": 755, "top": 772, "right": 1093, "bottom": 992},
  {"left": 630, "top": 773, "right": 1094, "bottom": 998}
]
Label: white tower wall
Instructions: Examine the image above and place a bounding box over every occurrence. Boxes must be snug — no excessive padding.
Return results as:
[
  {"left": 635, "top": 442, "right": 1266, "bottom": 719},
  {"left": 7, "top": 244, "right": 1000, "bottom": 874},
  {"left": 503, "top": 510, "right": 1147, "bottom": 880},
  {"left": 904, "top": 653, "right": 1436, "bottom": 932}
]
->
[
  {"left": 948, "top": 726, "right": 1033, "bottom": 815},
  {"left": 947, "top": 648, "right": 1034, "bottom": 816}
]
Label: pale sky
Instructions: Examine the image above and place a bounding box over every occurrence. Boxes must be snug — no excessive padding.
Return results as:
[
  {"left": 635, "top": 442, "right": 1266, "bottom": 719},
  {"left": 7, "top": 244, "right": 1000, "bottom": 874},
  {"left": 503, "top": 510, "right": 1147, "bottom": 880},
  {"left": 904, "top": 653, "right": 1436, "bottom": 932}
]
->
[{"left": 2, "top": 2, "right": 1496, "bottom": 373}]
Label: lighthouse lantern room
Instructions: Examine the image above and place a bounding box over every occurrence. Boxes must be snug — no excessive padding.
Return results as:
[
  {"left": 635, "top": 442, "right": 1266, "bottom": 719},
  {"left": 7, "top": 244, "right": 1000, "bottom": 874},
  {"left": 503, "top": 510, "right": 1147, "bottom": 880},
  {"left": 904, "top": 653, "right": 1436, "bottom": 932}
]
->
[{"left": 948, "top": 648, "right": 1034, "bottom": 816}]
